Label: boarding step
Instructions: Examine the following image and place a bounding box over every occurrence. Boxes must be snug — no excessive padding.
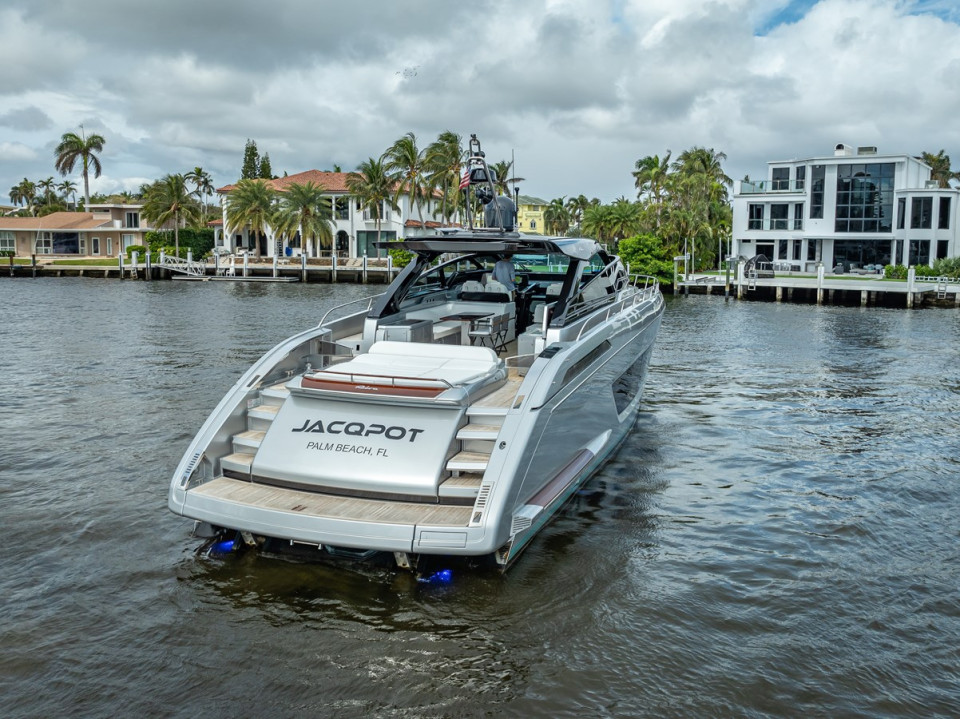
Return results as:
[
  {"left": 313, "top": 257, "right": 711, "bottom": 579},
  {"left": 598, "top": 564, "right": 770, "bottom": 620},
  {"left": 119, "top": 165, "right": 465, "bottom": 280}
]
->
[
  {"left": 446, "top": 451, "right": 490, "bottom": 473},
  {"left": 221, "top": 451, "right": 254, "bottom": 474},
  {"left": 248, "top": 404, "right": 280, "bottom": 421},
  {"left": 465, "top": 405, "right": 509, "bottom": 419},
  {"left": 233, "top": 430, "right": 265, "bottom": 450},
  {"left": 439, "top": 472, "right": 484, "bottom": 499},
  {"left": 260, "top": 382, "right": 291, "bottom": 403},
  {"left": 456, "top": 423, "right": 502, "bottom": 441}
]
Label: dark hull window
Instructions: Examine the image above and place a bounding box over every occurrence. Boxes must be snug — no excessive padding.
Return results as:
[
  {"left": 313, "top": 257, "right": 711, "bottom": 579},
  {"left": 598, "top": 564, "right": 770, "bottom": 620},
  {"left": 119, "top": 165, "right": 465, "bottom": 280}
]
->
[{"left": 612, "top": 347, "right": 653, "bottom": 415}]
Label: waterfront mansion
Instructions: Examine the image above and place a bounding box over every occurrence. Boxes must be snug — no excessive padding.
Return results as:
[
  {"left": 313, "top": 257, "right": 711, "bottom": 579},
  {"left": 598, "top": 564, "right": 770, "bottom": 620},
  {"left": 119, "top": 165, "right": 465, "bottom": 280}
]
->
[
  {"left": 215, "top": 170, "right": 445, "bottom": 259},
  {"left": 731, "top": 144, "right": 959, "bottom": 271}
]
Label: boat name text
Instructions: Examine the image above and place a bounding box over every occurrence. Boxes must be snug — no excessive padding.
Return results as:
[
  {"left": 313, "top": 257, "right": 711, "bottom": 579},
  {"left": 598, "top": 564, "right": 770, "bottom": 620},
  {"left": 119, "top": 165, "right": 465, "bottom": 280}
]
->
[{"left": 292, "top": 419, "right": 424, "bottom": 442}]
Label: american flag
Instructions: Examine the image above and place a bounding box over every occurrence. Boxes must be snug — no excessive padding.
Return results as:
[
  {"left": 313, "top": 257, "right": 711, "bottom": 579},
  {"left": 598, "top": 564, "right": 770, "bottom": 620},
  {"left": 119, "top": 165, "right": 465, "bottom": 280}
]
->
[{"left": 459, "top": 169, "right": 470, "bottom": 190}]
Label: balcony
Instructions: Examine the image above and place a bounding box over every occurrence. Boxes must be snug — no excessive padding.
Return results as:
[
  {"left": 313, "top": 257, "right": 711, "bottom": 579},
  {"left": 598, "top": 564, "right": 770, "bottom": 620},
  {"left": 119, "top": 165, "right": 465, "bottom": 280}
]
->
[
  {"left": 740, "top": 180, "right": 806, "bottom": 195},
  {"left": 747, "top": 218, "right": 804, "bottom": 231}
]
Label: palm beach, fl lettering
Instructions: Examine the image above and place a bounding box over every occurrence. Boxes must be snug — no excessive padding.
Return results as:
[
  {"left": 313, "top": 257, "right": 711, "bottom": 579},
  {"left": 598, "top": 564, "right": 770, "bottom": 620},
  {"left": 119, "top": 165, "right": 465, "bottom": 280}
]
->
[{"left": 291, "top": 419, "right": 424, "bottom": 443}]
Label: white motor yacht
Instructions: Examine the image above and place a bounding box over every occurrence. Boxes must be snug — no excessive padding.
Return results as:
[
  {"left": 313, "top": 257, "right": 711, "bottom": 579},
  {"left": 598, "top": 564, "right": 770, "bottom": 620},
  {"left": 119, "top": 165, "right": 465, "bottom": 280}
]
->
[{"left": 168, "top": 138, "right": 664, "bottom": 571}]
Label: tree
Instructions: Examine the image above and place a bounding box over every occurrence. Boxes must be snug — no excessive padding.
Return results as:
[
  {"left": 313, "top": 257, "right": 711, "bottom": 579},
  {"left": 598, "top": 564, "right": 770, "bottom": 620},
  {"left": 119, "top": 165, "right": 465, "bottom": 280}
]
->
[
  {"left": 346, "top": 158, "right": 397, "bottom": 257},
  {"left": 565, "top": 195, "right": 591, "bottom": 234},
  {"left": 617, "top": 233, "right": 674, "bottom": 284},
  {"left": 225, "top": 178, "right": 276, "bottom": 260},
  {"left": 54, "top": 129, "right": 106, "bottom": 208},
  {"left": 259, "top": 153, "right": 273, "bottom": 179},
  {"left": 141, "top": 173, "right": 201, "bottom": 257},
  {"left": 383, "top": 132, "right": 427, "bottom": 229},
  {"left": 37, "top": 177, "right": 56, "bottom": 205},
  {"left": 13, "top": 178, "right": 37, "bottom": 215},
  {"left": 633, "top": 151, "right": 672, "bottom": 228},
  {"left": 582, "top": 204, "right": 615, "bottom": 244},
  {"left": 241, "top": 139, "right": 260, "bottom": 180},
  {"left": 185, "top": 167, "right": 214, "bottom": 222},
  {"left": 920, "top": 150, "right": 958, "bottom": 188},
  {"left": 425, "top": 131, "right": 463, "bottom": 223},
  {"left": 489, "top": 159, "right": 524, "bottom": 197},
  {"left": 58, "top": 179, "right": 78, "bottom": 209},
  {"left": 544, "top": 197, "right": 570, "bottom": 235},
  {"left": 272, "top": 181, "right": 333, "bottom": 257}
]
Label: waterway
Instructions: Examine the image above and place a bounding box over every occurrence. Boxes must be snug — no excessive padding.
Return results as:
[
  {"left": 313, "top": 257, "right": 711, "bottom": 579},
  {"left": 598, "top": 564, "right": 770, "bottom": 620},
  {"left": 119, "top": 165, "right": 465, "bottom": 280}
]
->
[{"left": 2, "top": 279, "right": 958, "bottom": 717}]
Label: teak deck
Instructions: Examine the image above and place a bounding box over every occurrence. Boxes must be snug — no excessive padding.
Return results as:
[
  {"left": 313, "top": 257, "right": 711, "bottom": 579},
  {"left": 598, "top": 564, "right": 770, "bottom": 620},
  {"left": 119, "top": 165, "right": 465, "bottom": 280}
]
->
[{"left": 192, "top": 477, "right": 474, "bottom": 526}]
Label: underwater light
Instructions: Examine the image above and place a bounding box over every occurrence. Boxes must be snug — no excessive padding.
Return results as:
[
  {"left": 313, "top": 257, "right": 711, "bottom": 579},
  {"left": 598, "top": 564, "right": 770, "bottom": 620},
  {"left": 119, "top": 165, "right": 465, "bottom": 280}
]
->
[
  {"left": 433, "top": 569, "right": 453, "bottom": 583},
  {"left": 210, "top": 539, "right": 236, "bottom": 554}
]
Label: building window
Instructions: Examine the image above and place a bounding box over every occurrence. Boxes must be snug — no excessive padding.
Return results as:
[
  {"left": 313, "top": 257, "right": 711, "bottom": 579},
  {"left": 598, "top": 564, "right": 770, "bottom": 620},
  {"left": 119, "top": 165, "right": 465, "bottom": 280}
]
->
[
  {"left": 895, "top": 239, "right": 904, "bottom": 265},
  {"left": 811, "top": 165, "right": 825, "bottom": 218},
  {"left": 771, "top": 204, "right": 789, "bottom": 230},
  {"left": 778, "top": 239, "right": 788, "bottom": 259},
  {"left": 796, "top": 166, "right": 806, "bottom": 191},
  {"left": 107, "top": 238, "right": 113, "bottom": 255},
  {"left": 937, "top": 240, "right": 949, "bottom": 260},
  {"left": 807, "top": 240, "right": 816, "bottom": 261},
  {"left": 0, "top": 231, "right": 14, "bottom": 253},
  {"left": 938, "top": 197, "right": 951, "bottom": 229},
  {"left": 125, "top": 211, "right": 140, "bottom": 228},
  {"left": 333, "top": 197, "right": 349, "bottom": 220},
  {"left": 897, "top": 198, "right": 906, "bottom": 229},
  {"left": 36, "top": 232, "right": 52, "bottom": 254},
  {"left": 909, "top": 239, "right": 930, "bottom": 266},
  {"left": 792, "top": 240, "right": 802, "bottom": 261},
  {"left": 122, "top": 234, "right": 135, "bottom": 250},
  {"left": 771, "top": 167, "right": 790, "bottom": 191},
  {"left": 530, "top": 219, "right": 537, "bottom": 230},
  {"left": 835, "top": 163, "right": 894, "bottom": 232},
  {"left": 92, "top": 237, "right": 100, "bottom": 255},
  {"left": 748, "top": 204, "right": 764, "bottom": 230},
  {"left": 793, "top": 203, "right": 804, "bottom": 230},
  {"left": 911, "top": 197, "right": 932, "bottom": 229}
]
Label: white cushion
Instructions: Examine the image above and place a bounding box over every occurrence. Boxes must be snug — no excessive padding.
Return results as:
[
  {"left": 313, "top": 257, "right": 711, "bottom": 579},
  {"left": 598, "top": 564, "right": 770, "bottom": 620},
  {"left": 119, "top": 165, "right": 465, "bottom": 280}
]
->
[
  {"left": 486, "top": 280, "right": 509, "bottom": 294},
  {"left": 461, "top": 280, "right": 484, "bottom": 292}
]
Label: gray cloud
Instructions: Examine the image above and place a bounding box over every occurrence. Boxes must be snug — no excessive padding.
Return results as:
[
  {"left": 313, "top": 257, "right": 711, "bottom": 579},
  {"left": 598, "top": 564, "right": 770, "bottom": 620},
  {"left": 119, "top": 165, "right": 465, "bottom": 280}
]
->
[
  {"left": 2, "top": 0, "right": 960, "bottom": 205},
  {"left": 0, "top": 106, "right": 53, "bottom": 131}
]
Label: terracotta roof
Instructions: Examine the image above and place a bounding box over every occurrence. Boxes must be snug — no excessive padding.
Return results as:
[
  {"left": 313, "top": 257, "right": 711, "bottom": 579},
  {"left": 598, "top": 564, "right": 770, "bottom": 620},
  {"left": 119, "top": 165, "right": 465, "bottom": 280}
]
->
[
  {"left": 217, "top": 170, "right": 352, "bottom": 194},
  {"left": 0, "top": 212, "right": 112, "bottom": 231},
  {"left": 403, "top": 219, "right": 446, "bottom": 228}
]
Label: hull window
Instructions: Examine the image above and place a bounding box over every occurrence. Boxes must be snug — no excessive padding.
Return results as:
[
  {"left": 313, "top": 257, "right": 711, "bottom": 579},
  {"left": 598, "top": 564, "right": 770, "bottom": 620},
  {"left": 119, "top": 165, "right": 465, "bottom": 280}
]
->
[{"left": 612, "top": 347, "right": 653, "bottom": 414}]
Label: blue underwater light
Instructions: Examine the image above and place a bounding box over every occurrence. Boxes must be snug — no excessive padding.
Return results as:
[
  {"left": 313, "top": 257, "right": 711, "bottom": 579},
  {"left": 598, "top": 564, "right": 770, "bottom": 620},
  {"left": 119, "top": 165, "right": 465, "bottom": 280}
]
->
[
  {"left": 210, "top": 539, "right": 236, "bottom": 555},
  {"left": 432, "top": 569, "right": 453, "bottom": 583}
]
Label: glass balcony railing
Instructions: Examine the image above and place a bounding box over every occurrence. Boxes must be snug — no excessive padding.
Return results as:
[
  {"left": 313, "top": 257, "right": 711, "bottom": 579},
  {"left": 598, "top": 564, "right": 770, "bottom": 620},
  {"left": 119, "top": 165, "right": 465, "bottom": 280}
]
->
[
  {"left": 746, "top": 219, "right": 804, "bottom": 231},
  {"left": 740, "top": 180, "right": 806, "bottom": 194}
]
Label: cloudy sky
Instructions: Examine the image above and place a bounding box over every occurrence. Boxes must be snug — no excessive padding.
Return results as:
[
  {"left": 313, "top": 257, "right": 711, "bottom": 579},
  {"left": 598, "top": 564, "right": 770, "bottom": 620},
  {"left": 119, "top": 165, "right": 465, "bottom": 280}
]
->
[{"left": 2, "top": 0, "right": 960, "bottom": 206}]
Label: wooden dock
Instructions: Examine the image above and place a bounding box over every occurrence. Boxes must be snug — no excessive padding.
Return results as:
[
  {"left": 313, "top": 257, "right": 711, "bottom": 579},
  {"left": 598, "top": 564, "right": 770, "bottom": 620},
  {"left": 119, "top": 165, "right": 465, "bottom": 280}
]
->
[{"left": 677, "top": 270, "right": 960, "bottom": 309}]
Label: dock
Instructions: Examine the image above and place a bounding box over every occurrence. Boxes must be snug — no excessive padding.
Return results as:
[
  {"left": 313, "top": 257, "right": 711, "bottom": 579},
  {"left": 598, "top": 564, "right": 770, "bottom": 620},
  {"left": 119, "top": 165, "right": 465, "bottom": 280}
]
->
[{"left": 677, "top": 267, "right": 959, "bottom": 309}]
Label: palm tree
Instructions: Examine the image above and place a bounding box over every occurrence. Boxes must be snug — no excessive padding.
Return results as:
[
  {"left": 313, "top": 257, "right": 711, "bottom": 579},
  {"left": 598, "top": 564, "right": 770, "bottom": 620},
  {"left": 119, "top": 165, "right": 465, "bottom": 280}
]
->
[
  {"left": 37, "top": 177, "right": 57, "bottom": 207},
  {"left": 565, "top": 195, "right": 591, "bottom": 234},
  {"left": 544, "top": 197, "right": 570, "bottom": 235},
  {"left": 185, "top": 166, "right": 214, "bottom": 221},
  {"left": 609, "top": 200, "right": 644, "bottom": 243},
  {"left": 382, "top": 132, "right": 427, "bottom": 229},
  {"left": 425, "top": 131, "right": 463, "bottom": 224},
  {"left": 582, "top": 205, "right": 615, "bottom": 245},
  {"left": 54, "top": 129, "right": 106, "bottom": 209},
  {"left": 58, "top": 179, "right": 78, "bottom": 209},
  {"left": 15, "top": 178, "right": 37, "bottom": 215},
  {"left": 633, "top": 151, "right": 672, "bottom": 228},
  {"left": 489, "top": 160, "right": 524, "bottom": 197},
  {"left": 272, "top": 181, "right": 333, "bottom": 257},
  {"left": 346, "top": 158, "right": 397, "bottom": 257},
  {"left": 141, "top": 173, "right": 201, "bottom": 258},
  {"left": 920, "top": 150, "right": 958, "bottom": 188},
  {"left": 224, "top": 179, "right": 277, "bottom": 260}
]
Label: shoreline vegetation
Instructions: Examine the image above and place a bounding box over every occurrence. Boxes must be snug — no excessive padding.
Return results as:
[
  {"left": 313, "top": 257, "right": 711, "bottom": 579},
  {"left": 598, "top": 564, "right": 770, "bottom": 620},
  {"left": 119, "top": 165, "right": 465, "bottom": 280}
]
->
[{"left": 6, "top": 132, "right": 960, "bottom": 285}]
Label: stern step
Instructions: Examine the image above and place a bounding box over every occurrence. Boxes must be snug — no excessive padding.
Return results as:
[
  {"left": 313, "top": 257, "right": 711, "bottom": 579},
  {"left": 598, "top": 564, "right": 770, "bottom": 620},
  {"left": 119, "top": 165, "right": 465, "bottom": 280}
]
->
[
  {"left": 439, "top": 472, "right": 483, "bottom": 499},
  {"left": 221, "top": 452, "right": 254, "bottom": 474},
  {"left": 446, "top": 451, "right": 490, "bottom": 473},
  {"left": 248, "top": 404, "right": 280, "bottom": 421},
  {"left": 456, "top": 423, "right": 501, "bottom": 441},
  {"left": 233, "top": 430, "right": 266, "bottom": 450}
]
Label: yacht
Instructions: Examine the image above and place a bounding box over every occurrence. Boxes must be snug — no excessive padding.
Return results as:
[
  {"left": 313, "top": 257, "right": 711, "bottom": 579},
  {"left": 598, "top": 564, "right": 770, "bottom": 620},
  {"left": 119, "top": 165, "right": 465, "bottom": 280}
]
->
[{"left": 168, "top": 137, "right": 664, "bottom": 571}]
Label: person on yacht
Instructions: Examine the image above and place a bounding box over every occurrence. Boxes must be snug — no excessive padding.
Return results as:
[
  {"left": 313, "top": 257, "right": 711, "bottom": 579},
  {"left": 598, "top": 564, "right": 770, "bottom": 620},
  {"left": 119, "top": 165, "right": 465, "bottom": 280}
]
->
[{"left": 492, "top": 253, "right": 516, "bottom": 293}]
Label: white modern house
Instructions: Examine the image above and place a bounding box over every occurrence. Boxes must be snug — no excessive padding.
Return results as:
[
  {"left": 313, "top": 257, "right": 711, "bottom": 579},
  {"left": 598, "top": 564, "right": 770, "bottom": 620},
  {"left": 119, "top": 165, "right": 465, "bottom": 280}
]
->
[
  {"left": 731, "top": 144, "right": 960, "bottom": 272},
  {"left": 214, "top": 170, "right": 444, "bottom": 259}
]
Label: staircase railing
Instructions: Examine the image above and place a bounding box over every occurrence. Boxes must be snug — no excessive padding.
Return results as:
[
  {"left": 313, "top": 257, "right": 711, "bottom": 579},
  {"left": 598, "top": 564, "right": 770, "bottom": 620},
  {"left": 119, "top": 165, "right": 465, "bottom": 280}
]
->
[{"left": 160, "top": 254, "right": 207, "bottom": 277}]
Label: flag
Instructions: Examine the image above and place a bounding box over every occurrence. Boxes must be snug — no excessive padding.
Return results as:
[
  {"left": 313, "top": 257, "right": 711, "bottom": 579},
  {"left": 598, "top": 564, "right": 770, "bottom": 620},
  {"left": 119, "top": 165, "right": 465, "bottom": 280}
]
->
[{"left": 459, "top": 169, "right": 470, "bottom": 190}]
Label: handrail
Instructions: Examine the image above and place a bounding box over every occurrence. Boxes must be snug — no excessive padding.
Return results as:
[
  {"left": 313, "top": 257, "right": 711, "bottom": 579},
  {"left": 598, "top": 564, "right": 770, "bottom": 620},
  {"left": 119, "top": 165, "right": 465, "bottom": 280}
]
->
[
  {"left": 319, "top": 292, "right": 384, "bottom": 327},
  {"left": 318, "top": 369, "right": 454, "bottom": 390}
]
